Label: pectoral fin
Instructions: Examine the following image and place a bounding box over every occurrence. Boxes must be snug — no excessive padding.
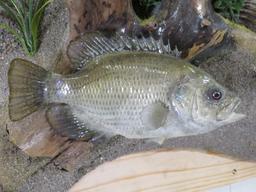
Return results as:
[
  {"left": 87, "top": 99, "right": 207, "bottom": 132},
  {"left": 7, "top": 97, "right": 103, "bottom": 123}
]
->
[
  {"left": 46, "top": 104, "right": 99, "bottom": 141},
  {"left": 141, "top": 102, "right": 169, "bottom": 130}
]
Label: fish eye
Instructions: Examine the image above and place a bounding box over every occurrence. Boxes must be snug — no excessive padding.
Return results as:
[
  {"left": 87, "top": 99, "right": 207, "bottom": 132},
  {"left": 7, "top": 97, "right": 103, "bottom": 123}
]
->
[{"left": 207, "top": 88, "right": 222, "bottom": 101}]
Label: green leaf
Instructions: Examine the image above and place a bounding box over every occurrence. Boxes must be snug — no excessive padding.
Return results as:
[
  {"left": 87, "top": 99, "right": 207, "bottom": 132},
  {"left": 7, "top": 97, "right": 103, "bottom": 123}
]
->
[
  {"left": 31, "top": 0, "right": 52, "bottom": 49},
  {"left": 0, "top": 0, "right": 52, "bottom": 56},
  {"left": 0, "top": 1, "right": 23, "bottom": 27},
  {"left": 0, "top": 23, "right": 28, "bottom": 53},
  {"left": 9, "top": 0, "right": 24, "bottom": 18},
  {"left": 213, "top": 0, "right": 245, "bottom": 22}
]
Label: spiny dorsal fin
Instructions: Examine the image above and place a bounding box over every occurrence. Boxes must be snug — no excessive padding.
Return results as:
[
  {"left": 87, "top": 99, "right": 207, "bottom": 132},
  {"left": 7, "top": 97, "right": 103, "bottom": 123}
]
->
[{"left": 67, "top": 32, "right": 181, "bottom": 71}]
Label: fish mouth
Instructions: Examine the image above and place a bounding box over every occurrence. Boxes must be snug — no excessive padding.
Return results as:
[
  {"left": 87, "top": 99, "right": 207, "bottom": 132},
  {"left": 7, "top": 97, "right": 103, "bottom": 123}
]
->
[{"left": 217, "top": 97, "right": 244, "bottom": 121}]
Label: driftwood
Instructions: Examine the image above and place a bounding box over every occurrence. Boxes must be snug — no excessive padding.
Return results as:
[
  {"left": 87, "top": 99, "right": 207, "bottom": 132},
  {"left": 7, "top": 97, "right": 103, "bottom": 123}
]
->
[
  {"left": 66, "top": 0, "right": 228, "bottom": 60},
  {"left": 8, "top": 109, "right": 70, "bottom": 157},
  {"left": 69, "top": 150, "right": 256, "bottom": 192}
]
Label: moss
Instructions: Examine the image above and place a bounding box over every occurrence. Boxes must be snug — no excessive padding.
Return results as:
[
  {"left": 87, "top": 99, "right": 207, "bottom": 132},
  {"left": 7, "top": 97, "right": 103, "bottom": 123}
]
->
[
  {"left": 139, "top": 16, "right": 158, "bottom": 26},
  {"left": 213, "top": 0, "right": 244, "bottom": 22},
  {"left": 223, "top": 17, "right": 252, "bottom": 32},
  {"left": 225, "top": 19, "right": 256, "bottom": 56}
]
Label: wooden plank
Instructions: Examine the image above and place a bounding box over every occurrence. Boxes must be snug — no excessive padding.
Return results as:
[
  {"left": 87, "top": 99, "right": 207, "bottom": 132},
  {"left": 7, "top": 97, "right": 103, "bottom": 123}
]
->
[
  {"left": 69, "top": 150, "right": 256, "bottom": 192},
  {"left": 210, "top": 178, "right": 256, "bottom": 192}
]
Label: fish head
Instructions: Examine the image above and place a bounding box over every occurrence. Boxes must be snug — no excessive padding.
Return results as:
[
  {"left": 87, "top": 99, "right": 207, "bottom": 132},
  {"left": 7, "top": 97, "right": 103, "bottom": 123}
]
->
[{"left": 171, "top": 68, "right": 245, "bottom": 133}]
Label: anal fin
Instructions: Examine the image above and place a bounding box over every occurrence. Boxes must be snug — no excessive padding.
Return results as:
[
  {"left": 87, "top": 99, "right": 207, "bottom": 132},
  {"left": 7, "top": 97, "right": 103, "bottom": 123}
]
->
[{"left": 46, "top": 104, "right": 99, "bottom": 141}]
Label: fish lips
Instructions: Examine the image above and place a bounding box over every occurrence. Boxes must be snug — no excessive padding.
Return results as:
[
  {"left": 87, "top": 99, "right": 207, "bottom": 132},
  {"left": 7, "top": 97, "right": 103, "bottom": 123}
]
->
[{"left": 216, "top": 98, "right": 246, "bottom": 124}]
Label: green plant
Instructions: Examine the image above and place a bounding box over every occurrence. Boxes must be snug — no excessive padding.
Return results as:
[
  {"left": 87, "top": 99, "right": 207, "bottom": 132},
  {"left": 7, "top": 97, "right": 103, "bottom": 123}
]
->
[
  {"left": 0, "top": 0, "right": 52, "bottom": 56},
  {"left": 213, "top": 0, "right": 244, "bottom": 22},
  {"left": 133, "top": 0, "right": 161, "bottom": 19},
  {"left": 139, "top": 0, "right": 161, "bottom": 11}
]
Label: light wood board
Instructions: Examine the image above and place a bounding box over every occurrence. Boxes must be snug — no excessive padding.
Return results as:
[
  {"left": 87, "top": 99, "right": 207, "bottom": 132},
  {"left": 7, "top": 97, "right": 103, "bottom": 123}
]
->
[{"left": 69, "top": 150, "right": 256, "bottom": 192}]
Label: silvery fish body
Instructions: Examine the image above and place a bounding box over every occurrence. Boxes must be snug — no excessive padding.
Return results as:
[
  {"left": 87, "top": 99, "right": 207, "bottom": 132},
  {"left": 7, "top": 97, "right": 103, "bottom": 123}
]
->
[
  {"left": 48, "top": 52, "right": 192, "bottom": 139},
  {"left": 8, "top": 32, "right": 245, "bottom": 143}
]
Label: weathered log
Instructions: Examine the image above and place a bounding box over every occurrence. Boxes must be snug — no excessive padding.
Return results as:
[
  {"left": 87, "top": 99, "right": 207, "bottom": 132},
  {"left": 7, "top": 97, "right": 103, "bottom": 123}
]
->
[
  {"left": 66, "top": 0, "right": 228, "bottom": 60},
  {"left": 7, "top": 109, "right": 71, "bottom": 157},
  {"left": 69, "top": 150, "right": 256, "bottom": 192},
  {"left": 157, "top": 0, "right": 228, "bottom": 59}
]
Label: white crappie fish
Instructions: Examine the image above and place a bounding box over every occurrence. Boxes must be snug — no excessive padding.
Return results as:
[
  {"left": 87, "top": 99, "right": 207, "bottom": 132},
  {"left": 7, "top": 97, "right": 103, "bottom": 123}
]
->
[{"left": 8, "top": 32, "right": 245, "bottom": 144}]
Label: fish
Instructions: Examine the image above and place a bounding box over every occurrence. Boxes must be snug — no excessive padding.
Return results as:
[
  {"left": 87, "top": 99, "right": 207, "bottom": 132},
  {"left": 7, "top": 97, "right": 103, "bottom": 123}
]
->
[{"left": 8, "top": 32, "right": 245, "bottom": 144}]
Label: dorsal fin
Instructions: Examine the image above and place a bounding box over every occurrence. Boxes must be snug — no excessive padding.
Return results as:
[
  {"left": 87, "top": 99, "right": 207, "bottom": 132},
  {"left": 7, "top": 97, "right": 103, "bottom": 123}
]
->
[{"left": 67, "top": 32, "right": 181, "bottom": 72}]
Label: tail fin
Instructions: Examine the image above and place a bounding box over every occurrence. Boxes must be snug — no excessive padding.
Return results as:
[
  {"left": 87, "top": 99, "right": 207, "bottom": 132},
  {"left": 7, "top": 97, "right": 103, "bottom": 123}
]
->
[{"left": 8, "top": 59, "right": 49, "bottom": 121}]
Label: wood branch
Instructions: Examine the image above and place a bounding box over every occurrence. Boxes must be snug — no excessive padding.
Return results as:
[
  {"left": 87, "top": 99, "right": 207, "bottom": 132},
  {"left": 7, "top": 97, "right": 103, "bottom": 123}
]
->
[
  {"left": 7, "top": 110, "right": 71, "bottom": 157},
  {"left": 69, "top": 150, "right": 256, "bottom": 192}
]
